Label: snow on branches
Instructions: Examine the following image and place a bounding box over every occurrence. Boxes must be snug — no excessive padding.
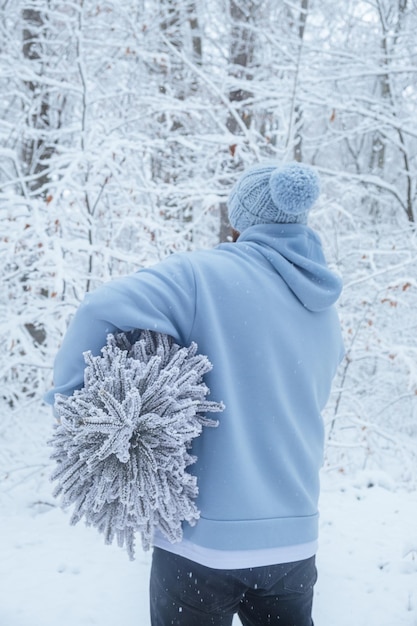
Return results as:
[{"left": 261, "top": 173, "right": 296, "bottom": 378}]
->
[{"left": 48, "top": 330, "right": 223, "bottom": 559}]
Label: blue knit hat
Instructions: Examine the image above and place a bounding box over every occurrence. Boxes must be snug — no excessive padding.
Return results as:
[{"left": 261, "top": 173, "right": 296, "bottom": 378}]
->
[{"left": 227, "top": 161, "right": 320, "bottom": 232}]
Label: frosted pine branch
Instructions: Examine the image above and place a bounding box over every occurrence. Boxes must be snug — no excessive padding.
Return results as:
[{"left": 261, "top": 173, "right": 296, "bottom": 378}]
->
[{"left": 48, "top": 330, "right": 223, "bottom": 559}]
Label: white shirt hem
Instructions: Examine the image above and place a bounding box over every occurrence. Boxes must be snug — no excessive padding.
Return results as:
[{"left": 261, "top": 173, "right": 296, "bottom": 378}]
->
[{"left": 152, "top": 535, "right": 317, "bottom": 570}]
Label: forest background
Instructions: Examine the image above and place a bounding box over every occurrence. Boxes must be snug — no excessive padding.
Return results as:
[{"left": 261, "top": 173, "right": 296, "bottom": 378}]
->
[{"left": 1, "top": 0, "right": 417, "bottom": 494}]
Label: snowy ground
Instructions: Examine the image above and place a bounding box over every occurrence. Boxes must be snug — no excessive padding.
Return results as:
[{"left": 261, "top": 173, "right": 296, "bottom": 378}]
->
[{"left": 1, "top": 416, "right": 416, "bottom": 626}]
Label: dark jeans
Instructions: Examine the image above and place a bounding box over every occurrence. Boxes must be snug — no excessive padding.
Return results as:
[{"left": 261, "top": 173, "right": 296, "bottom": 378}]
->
[{"left": 150, "top": 547, "right": 316, "bottom": 626}]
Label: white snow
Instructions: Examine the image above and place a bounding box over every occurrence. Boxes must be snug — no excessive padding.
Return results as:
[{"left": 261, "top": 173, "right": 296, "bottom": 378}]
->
[{"left": 1, "top": 415, "right": 416, "bottom": 626}]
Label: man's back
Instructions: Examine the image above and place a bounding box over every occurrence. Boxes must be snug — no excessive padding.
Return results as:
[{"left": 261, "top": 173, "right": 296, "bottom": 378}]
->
[{"left": 154, "top": 223, "right": 344, "bottom": 555}]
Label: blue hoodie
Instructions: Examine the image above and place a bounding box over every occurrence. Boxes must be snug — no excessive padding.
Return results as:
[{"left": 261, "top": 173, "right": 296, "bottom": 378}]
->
[{"left": 45, "top": 224, "right": 344, "bottom": 554}]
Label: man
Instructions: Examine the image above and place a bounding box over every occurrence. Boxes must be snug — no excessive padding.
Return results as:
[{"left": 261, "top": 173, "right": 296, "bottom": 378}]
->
[{"left": 45, "top": 161, "right": 344, "bottom": 625}]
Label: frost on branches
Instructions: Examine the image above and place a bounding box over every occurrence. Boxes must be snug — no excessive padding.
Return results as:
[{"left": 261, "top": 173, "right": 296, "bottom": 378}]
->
[{"left": 48, "top": 331, "right": 223, "bottom": 560}]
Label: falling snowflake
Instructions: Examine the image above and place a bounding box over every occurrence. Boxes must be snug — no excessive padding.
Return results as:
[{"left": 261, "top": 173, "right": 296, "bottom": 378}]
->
[{"left": 48, "top": 330, "right": 223, "bottom": 559}]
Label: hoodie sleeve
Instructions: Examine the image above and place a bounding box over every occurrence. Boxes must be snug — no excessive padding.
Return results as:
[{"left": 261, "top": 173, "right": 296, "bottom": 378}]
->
[{"left": 44, "top": 253, "right": 196, "bottom": 405}]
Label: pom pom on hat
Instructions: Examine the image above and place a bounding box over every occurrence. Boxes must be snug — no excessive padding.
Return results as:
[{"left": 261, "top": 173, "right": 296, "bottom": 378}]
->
[
  {"left": 269, "top": 163, "right": 320, "bottom": 216},
  {"left": 227, "top": 161, "right": 320, "bottom": 232}
]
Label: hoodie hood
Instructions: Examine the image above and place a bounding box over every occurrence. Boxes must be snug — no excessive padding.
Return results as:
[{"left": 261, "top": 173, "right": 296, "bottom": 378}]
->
[{"left": 237, "top": 224, "right": 342, "bottom": 312}]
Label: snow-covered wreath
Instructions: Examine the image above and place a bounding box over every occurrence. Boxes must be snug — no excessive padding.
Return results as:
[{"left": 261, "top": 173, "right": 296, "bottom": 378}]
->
[{"left": 48, "top": 330, "right": 223, "bottom": 559}]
